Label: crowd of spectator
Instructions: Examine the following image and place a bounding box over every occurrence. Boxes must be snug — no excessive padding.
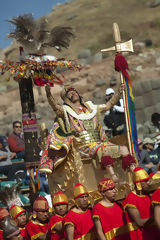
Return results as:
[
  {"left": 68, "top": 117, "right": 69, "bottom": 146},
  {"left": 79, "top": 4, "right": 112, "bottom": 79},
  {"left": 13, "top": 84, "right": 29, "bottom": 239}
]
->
[
  {"left": 0, "top": 121, "right": 49, "bottom": 194},
  {"left": 103, "top": 88, "right": 160, "bottom": 174}
]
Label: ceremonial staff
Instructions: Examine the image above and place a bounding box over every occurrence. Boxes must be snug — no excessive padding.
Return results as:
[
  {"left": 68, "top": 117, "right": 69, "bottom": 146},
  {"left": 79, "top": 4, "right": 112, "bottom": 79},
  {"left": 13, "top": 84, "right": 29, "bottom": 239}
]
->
[{"left": 101, "top": 23, "right": 135, "bottom": 156}]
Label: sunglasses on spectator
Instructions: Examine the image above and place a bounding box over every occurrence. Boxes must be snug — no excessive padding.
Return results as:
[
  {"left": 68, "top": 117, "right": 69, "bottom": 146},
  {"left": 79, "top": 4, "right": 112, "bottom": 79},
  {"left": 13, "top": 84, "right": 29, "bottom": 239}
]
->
[{"left": 14, "top": 125, "right": 22, "bottom": 128}]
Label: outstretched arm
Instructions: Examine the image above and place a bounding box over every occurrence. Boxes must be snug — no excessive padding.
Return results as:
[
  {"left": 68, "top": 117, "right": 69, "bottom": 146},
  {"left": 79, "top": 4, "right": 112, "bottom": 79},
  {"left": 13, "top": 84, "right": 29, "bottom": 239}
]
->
[
  {"left": 99, "top": 84, "right": 123, "bottom": 112},
  {"left": 45, "top": 85, "right": 64, "bottom": 116}
]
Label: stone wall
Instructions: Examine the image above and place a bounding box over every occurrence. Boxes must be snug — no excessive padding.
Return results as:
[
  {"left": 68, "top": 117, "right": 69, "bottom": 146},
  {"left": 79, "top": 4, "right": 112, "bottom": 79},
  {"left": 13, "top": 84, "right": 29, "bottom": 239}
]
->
[{"left": 133, "top": 78, "right": 160, "bottom": 124}]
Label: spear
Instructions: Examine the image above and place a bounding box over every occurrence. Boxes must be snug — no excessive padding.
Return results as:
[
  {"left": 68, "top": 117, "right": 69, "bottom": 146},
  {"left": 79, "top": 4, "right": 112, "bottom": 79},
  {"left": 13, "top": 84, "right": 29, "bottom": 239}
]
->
[{"left": 101, "top": 22, "right": 134, "bottom": 156}]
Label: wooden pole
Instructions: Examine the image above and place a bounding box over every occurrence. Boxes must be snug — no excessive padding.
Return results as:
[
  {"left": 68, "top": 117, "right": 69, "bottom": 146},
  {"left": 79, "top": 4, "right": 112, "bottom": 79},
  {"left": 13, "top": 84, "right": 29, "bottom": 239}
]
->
[{"left": 120, "top": 73, "right": 132, "bottom": 154}]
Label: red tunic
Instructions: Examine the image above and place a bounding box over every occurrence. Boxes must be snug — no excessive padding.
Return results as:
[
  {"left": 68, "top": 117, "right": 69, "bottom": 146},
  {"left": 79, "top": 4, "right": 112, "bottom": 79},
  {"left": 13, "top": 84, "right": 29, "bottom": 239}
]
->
[
  {"left": 0, "top": 230, "right": 3, "bottom": 240},
  {"left": 48, "top": 214, "right": 65, "bottom": 240},
  {"left": 123, "top": 191, "right": 158, "bottom": 240},
  {"left": 25, "top": 220, "right": 48, "bottom": 240},
  {"left": 92, "top": 202, "right": 130, "bottom": 240},
  {"left": 151, "top": 188, "right": 160, "bottom": 204},
  {"left": 64, "top": 208, "right": 96, "bottom": 240},
  {"left": 19, "top": 227, "right": 26, "bottom": 238}
]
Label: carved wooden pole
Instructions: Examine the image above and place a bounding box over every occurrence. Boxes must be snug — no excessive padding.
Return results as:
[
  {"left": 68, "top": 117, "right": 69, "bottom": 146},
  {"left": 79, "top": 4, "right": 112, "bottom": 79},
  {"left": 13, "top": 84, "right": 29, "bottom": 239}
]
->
[{"left": 18, "top": 77, "right": 40, "bottom": 194}]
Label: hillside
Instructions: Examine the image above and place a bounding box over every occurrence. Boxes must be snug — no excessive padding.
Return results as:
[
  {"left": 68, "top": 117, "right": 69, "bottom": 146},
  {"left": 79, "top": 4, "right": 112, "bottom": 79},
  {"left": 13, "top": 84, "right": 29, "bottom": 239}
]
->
[{"left": 1, "top": 0, "right": 160, "bottom": 60}]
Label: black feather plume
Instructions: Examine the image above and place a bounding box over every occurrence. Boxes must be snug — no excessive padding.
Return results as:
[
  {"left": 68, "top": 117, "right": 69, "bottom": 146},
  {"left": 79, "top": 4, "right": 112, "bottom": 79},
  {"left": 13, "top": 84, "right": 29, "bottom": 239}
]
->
[{"left": 7, "top": 14, "right": 74, "bottom": 53}]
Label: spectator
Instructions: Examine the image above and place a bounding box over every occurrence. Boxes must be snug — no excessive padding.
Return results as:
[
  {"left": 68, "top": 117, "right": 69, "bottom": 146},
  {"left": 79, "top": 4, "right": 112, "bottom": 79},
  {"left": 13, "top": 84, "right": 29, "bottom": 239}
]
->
[
  {"left": 143, "top": 137, "right": 155, "bottom": 152},
  {"left": 149, "top": 135, "right": 160, "bottom": 165},
  {"left": 137, "top": 138, "right": 156, "bottom": 173},
  {"left": 144, "top": 112, "right": 160, "bottom": 140},
  {"left": 0, "top": 139, "right": 26, "bottom": 181},
  {"left": 8, "top": 121, "right": 25, "bottom": 159},
  {"left": 104, "top": 88, "right": 125, "bottom": 136}
]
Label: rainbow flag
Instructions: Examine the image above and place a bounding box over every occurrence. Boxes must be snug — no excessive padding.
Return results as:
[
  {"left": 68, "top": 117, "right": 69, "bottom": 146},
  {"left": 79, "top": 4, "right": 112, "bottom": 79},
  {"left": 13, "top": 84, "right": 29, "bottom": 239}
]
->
[{"left": 123, "top": 72, "right": 138, "bottom": 155}]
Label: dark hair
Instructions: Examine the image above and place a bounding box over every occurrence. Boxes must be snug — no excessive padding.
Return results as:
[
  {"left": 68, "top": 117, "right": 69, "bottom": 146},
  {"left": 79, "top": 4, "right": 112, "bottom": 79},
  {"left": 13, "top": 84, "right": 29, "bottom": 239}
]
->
[
  {"left": 13, "top": 121, "right": 22, "bottom": 128},
  {"left": 151, "top": 113, "right": 160, "bottom": 124}
]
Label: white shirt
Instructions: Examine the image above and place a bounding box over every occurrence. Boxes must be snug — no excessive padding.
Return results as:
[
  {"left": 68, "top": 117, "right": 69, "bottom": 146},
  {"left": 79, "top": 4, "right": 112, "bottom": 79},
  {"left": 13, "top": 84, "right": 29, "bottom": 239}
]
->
[{"left": 105, "top": 98, "right": 124, "bottom": 116}]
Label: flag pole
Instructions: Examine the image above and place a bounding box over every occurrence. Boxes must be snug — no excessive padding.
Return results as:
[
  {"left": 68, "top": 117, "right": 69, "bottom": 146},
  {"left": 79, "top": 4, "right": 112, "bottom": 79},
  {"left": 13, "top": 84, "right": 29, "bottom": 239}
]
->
[{"left": 101, "top": 22, "right": 134, "bottom": 155}]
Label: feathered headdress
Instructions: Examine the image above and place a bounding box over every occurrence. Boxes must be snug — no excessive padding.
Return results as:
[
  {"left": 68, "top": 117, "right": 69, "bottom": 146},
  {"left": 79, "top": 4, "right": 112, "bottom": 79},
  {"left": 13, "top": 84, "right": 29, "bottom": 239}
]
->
[
  {"left": 8, "top": 13, "right": 74, "bottom": 53},
  {"left": 0, "top": 183, "right": 23, "bottom": 209}
]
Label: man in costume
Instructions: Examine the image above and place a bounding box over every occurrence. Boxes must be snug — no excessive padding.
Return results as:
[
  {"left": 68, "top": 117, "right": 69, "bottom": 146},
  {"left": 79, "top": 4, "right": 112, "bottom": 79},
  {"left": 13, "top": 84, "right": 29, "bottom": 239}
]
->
[
  {"left": 92, "top": 178, "right": 130, "bottom": 240},
  {"left": 10, "top": 205, "right": 27, "bottom": 239},
  {"left": 26, "top": 196, "right": 49, "bottom": 240},
  {"left": 64, "top": 183, "right": 96, "bottom": 240},
  {"left": 40, "top": 84, "right": 136, "bottom": 183},
  {"left": 123, "top": 167, "right": 160, "bottom": 239},
  {"left": 48, "top": 191, "right": 68, "bottom": 240},
  {"left": 0, "top": 208, "right": 10, "bottom": 240},
  {"left": 150, "top": 172, "right": 160, "bottom": 230}
]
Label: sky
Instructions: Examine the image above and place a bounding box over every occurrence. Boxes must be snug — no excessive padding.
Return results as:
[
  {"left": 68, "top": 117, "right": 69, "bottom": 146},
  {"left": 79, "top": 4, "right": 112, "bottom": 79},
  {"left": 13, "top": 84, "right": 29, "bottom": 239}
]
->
[{"left": 0, "top": 0, "right": 67, "bottom": 49}]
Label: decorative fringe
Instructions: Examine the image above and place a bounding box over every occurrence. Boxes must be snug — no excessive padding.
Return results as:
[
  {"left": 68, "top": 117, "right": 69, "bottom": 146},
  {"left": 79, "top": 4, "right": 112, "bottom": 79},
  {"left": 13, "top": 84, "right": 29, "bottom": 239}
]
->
[
  {"left": 101, "top": 155, "right": 115, "bottom": 169},
  {"left": 122, "top": 154, "right": 136, "bottom": 170}
]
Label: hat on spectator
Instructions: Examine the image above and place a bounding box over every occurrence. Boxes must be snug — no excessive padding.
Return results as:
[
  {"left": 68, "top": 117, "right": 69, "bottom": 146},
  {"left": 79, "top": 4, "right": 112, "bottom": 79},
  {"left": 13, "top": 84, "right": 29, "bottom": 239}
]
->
[
  {"left": 143, "top": 137, "right": 154, "bottom": 145},
  {"left": 137, "top": 138, "right": 143, "bottom": 145},
  {"left": 105, "top": 88, "right": 115, "bottom": 96}
]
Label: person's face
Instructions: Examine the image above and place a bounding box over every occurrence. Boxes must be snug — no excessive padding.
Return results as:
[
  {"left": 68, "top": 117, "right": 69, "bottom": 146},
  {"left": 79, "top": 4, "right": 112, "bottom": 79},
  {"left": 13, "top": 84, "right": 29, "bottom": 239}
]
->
[
  {"left": 13, "top": 123, "right": 22, "bottom": 134},
  {"left": 138, "top": 143, "right": 143, "bottom": 151},
  {"left": 54, "top": 203, "right": 68, "bottom": 216},
  {"left": 141, "top": 180, "right": 149, "bottom": 192},
  {"left": 146, "top": 143, "right": 154, "bottom": 151},
  {"left": 76, "top": 194, "right": 89, "bottom": 209},
  {"left": 101, "top": 188, "right": 116, "bottom": 202},
  {"left": 105, "top": 93, "right": 114, "bottom": 102},
  {"left": 67, "top": 90, "right": 80, "bottom": 103},
  {"left": 16, "top": 212, "right": 27, "bottom": 228},
  {"left": 36, "top": 210, "right": 49, "bottom": 223}
]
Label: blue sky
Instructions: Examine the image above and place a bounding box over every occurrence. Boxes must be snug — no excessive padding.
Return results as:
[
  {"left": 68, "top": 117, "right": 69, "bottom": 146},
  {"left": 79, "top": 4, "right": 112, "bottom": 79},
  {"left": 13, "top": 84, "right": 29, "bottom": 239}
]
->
[{"left": 0, "top": 0, "right": 67, "bottom": 49}]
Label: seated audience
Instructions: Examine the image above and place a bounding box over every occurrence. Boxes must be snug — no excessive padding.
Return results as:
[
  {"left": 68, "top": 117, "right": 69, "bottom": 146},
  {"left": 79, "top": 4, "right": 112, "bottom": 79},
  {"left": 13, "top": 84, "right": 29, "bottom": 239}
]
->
[
  {"left": 143, "top": 137, "right": 155, "bottom": 152},
  {"left": 104, "top": 88, "right": 126, "bottom": 136},
  {"left": 8, "top": 121, "right": 25, "bottom": 159},
  {"left": 149, "top": 135, "right": 160, "bottom": 165},
  {"left": 137, "top": 138, "right": 156, "bottom": 173},
  {"left": 144, "top": 112, "right": 160, "bottom": 140},
  {"left": 0, "top": 139, "right": 26, "bottom": 181}
]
